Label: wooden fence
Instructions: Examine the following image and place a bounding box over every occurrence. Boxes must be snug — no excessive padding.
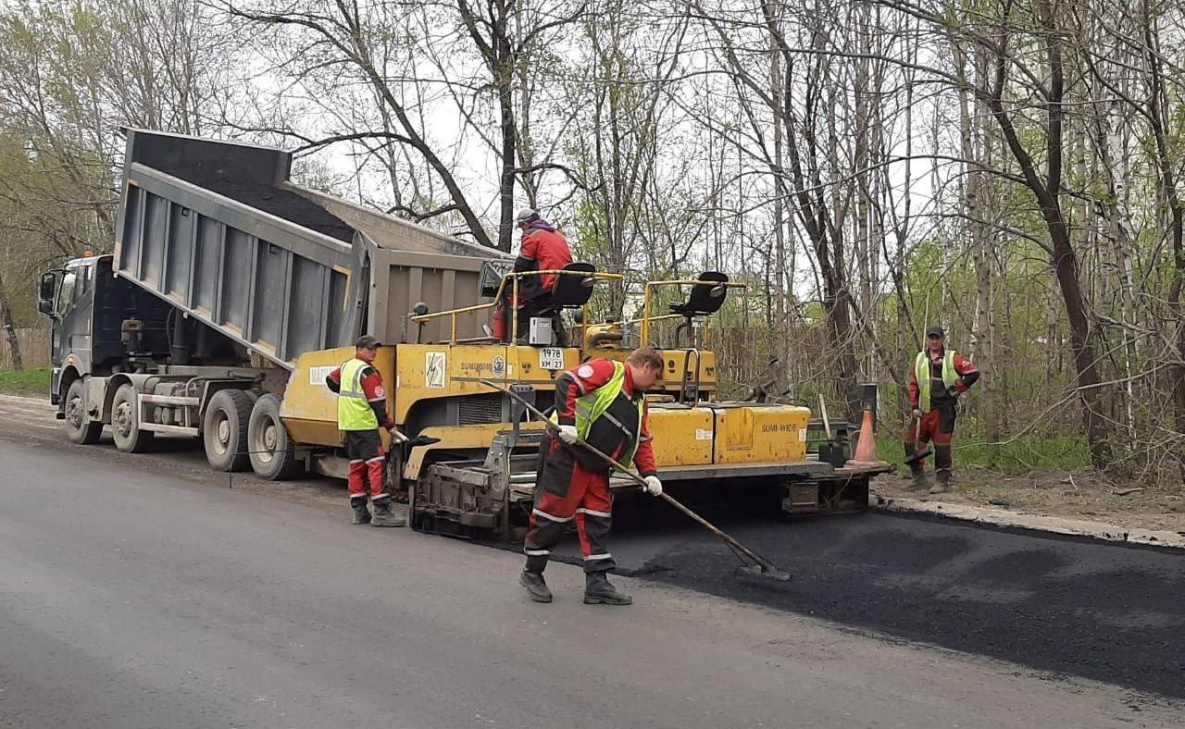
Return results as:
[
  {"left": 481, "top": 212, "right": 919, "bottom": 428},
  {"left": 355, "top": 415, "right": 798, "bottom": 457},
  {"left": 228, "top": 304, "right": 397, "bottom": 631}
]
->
[{"left": 1, "top": 327, "right": 51, "bottom": 369}]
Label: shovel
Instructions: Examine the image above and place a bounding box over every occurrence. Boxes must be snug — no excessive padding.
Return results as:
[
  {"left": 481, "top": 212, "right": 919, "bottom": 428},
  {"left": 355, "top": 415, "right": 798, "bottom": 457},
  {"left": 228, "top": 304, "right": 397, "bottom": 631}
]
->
[{"left": 903, "top": 415, "right": 932, "bottom": 467}]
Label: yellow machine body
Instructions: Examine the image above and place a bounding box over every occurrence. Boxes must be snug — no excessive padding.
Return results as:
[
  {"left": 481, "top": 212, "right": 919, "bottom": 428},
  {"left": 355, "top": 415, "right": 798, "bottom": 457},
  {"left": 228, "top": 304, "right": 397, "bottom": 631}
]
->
[
  {"left": 280, "top": 346, "right": 398, "bottom": 449},
  {"left": 391, "top": 344, "right": 578, "bottom": 423},
  {"left": 280, "top": 341, "right": 807, "bottom": 474},
  {"left": 646, "top": 403, "right": 810, "bottom": 468},
  {"left": 280, "top": 343, "right": 576, "bottom": 444}
]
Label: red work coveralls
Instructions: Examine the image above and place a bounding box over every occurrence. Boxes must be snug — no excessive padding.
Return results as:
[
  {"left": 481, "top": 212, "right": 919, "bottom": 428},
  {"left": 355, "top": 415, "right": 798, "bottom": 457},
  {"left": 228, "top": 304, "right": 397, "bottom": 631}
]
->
[
  {"left": 906, "top": 350, "right": 980, "bottom": 476},
  {"left": 326, "top": 362, "right": 394, "bottom": 503},
  {"left": 524, "top": 359, "right": 657, "bottom": 574}
]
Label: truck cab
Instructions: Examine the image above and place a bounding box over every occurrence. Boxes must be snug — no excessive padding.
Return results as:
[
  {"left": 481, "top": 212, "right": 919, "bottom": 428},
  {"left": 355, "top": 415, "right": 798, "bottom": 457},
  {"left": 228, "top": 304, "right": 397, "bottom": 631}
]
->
[{"left": 38, "top": 254, "right": 173, "bottom": 408}]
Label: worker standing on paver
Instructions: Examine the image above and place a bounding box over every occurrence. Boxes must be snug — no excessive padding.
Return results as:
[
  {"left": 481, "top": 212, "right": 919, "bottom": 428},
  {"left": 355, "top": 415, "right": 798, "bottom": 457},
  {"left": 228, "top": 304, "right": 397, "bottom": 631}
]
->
[
  {"left": 906, "top": 326, "right": 980, "bottom": 494},
  {"left": 325, "top": 335, "right": 405, "bottom": 527},
  {"left": 520, "top": 347, "right": 665, "bottom": 606},
  {"left": 501, "top": 208, "right": 573, "bottom": 344}
]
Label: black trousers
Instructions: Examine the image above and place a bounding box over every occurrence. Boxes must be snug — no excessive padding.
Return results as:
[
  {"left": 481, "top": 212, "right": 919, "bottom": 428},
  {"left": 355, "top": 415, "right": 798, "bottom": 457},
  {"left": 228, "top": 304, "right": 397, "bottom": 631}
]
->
[{"left": 523, "top": 437, "right": 614, "bottom": 574}]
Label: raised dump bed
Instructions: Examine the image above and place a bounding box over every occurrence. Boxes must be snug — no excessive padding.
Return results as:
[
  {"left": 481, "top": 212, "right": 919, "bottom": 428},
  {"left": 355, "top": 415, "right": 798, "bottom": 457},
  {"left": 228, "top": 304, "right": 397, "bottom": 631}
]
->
[{"left": 114, "top": 128, "right": 501, "bottom": 366}]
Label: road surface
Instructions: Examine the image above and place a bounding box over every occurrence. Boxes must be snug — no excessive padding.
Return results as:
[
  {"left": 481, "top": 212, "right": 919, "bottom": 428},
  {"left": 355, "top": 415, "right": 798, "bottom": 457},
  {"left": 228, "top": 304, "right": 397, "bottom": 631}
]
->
[{"left": 0, "top": 400, "right": 1181, "bottom": 728}]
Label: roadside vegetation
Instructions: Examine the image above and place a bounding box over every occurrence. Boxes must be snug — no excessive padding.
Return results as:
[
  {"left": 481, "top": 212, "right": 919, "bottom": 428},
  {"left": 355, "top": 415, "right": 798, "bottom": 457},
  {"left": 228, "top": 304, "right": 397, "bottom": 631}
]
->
[
  {"left": 0, "top": 0, "right": 1183, "bottom": 494},
  {"left": 0, "top": 367, "right": 50, "bottom": 396}
]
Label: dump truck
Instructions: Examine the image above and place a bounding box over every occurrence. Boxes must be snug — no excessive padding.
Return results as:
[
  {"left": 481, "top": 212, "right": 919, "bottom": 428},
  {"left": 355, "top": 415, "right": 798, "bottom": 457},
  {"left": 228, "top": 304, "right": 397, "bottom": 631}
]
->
[{"left": 38, "top": 129, "right": 889, "bottom": 541}]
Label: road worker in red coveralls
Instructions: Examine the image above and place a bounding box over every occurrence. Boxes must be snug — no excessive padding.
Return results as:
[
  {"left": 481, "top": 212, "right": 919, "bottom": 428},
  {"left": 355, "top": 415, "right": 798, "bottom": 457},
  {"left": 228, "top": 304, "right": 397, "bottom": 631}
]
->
[
  {"left": 325, "top": 335, "right": 405, "bottom": 527},
  {"left": 501, "top": 208, "right": 573, "bottom": 344},
  {"left": 907, "top": 326, "right": 981, "bottom": 494},
  {"left": 520, "top": 347, "right": 665, "bottom": 605}
]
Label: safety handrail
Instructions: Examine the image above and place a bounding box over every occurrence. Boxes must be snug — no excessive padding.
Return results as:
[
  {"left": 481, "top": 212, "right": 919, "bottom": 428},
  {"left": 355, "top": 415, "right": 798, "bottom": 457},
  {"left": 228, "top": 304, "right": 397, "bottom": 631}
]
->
[{"left": 409, "top": 269, "right": 624, "bottom": 345}]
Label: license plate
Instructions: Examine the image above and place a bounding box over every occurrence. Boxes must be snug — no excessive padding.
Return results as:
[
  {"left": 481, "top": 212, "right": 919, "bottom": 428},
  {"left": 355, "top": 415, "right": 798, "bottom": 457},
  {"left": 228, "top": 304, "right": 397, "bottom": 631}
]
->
[{"left": 539, "top": 348, "right": 565, "bottom": 371}]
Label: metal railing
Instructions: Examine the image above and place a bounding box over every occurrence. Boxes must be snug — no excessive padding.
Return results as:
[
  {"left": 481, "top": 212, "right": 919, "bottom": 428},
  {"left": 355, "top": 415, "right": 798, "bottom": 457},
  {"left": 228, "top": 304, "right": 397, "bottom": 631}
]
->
[{"left": 408, "top": 269, "right": 624, "bottom": 345}]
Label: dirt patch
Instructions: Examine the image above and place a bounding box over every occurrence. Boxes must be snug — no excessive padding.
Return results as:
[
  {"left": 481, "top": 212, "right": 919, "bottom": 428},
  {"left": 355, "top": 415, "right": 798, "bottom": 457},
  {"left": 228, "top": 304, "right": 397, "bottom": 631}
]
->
[{"left": 874, "top": 468, "right": 1185, "bottom": 534}]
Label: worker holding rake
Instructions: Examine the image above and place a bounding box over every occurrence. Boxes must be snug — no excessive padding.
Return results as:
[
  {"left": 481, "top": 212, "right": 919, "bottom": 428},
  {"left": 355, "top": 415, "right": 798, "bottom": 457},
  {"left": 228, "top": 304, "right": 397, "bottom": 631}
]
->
[{"left": 520, "top": 347, "right": 665, "bottom": 606}]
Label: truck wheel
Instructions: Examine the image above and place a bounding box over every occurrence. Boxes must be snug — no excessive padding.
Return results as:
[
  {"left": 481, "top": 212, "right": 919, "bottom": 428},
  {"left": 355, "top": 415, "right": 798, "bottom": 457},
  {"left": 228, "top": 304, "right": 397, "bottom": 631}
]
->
[
  {"left": 248, "top": 394, "right": 305, "bottom": 480},
  {"left": 203, "top": 389, "right": 252, "bottom": 472},
  {"left": 63, "top": 379, "right": 102, "bottom": 445},
  {"left": 110, "top": 383, "right": 154, "bottom": 453}
]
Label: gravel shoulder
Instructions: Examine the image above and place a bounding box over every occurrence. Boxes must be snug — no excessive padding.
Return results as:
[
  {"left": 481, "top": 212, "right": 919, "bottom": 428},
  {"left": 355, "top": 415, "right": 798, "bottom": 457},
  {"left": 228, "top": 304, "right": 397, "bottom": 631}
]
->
[{"left": 872, "top": 468, "right": 1185, "bottom": 540}]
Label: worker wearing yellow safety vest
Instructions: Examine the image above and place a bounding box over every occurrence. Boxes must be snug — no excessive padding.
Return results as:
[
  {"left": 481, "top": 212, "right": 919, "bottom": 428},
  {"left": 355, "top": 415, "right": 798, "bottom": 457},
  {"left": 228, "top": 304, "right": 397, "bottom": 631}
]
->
[
  {"left": 906, "top": 326, "right": 981, "bottom": 494},
  {"left": 325, "top": 335, "right": 405, "bottom": 527},
  {"left": 520, "top": 348, "right": 665, "bottom": 606}
]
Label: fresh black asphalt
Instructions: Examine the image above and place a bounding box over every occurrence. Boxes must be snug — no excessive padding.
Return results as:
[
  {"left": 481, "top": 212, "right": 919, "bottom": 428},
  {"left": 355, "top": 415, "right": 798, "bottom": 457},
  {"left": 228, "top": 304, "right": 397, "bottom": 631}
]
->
[{"left": 549, "top": 499, "right": 1185, "bottom": 700}]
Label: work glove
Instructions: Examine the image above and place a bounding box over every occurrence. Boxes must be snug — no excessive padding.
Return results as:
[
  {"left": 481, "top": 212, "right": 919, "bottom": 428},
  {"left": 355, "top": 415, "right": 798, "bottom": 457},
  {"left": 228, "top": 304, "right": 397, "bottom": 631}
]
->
[
  {"left": 911, "top": 408, "right": 923, "bottom": 419},
  {"left": 556, "top": 424, "right": 579, "bottom": 445},
  {"left": 642, "top": 475, "right": 663, "bottom": 497}
]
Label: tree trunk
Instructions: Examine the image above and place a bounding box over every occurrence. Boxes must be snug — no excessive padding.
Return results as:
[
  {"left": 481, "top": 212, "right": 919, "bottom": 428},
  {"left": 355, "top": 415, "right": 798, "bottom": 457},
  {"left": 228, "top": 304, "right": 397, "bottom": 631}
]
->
[
  {"left": 770, "top": 17, "right": 787, "bottom": 361},
  {"left": 1140, "top": 0, "right": 1185, "bottom": 474},
  {"left": 0, "top": 268, "right": 23, "bottom": 371},
  {"left": 497, "top": 80, "right": 517, "bottom": 253},
  {"left": 981, "top": 0, "right": 1113, "bottom": 468}
]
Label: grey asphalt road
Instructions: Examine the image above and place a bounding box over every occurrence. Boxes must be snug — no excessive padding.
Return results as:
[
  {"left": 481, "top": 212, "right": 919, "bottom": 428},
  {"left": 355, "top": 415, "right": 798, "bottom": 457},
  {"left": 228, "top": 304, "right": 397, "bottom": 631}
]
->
[{"left": 0, "top": 412, "right": 1181, "bottom": 727}]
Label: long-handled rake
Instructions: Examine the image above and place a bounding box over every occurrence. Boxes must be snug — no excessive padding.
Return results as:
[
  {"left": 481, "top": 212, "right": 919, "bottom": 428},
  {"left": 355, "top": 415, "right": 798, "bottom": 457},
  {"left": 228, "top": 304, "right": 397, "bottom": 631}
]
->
[{"left": 481, "top": 379, "right": 792, "bottom": 583}]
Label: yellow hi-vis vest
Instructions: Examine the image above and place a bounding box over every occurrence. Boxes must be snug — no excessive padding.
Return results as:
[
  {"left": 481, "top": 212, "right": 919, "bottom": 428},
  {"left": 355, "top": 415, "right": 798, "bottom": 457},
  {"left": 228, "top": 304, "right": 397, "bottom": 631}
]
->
[
  {"left": 551, "top": 361, "right": 645, "bottom": 465},
  {"left": 338, "top": 358, "right": 379, "bottom": 431},
  {"left": 914, "top": 350, "right": 959, "bottom": 413}
]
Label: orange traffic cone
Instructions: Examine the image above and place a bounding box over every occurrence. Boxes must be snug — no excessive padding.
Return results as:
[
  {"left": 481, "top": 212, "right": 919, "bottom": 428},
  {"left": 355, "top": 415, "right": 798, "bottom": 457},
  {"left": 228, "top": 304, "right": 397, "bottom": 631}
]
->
[{"left": 849, "top": 407, "right": 884, "bottom": 464}]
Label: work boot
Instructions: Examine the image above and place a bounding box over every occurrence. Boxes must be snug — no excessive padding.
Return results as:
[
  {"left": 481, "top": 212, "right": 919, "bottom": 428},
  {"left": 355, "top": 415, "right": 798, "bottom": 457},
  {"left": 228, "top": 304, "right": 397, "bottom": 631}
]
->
[
  {"left": 907, "top": 466, "right": 929, "bottom": 491},
  {"left": 584, "top": 572, "right": 633, "bottom": 606},
  {"left": 520, "top": 570, "right": 553, "bottom": 603},
  {"left": 370, "top": 498, "right": 406, "bottom": 528},
  {"left": 351, "top": 498, "right": 371, "bottom": 525},
  {"left": 929, "top": 470, "right": 952, "bottom": 495}
]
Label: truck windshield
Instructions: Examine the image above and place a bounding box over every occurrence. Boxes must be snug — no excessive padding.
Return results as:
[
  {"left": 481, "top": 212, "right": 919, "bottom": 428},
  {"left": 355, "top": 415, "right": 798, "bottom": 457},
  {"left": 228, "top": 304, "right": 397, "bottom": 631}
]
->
[{"left": 57, "top": 269, "right": 77, "bottom": 314}]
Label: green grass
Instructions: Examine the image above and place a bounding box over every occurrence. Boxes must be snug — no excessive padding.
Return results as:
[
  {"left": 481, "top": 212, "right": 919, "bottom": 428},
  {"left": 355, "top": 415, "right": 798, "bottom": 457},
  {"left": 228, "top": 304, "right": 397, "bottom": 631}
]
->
[
  {"left": 874, "top": 434, "right": 1092, "bottom": 474},
  {"left": 0, "top": 367, "right": 52, "bottom": 396}
]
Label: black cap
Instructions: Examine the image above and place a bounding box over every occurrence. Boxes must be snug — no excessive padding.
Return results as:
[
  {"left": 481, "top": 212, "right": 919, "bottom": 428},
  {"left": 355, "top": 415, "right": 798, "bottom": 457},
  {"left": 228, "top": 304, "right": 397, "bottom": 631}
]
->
[
  {"left": 925, "top": 325, "right": 945, "bottom": 338},
  {"left": 355, "top": 335, "right": 381, "bottom": 349}
]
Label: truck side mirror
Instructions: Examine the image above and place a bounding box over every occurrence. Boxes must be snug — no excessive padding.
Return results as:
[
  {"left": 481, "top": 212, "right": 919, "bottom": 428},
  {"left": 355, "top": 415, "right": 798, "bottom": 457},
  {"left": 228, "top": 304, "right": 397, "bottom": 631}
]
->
[{"left": 38, "top": 272, "right": 58, "bottom": 317}]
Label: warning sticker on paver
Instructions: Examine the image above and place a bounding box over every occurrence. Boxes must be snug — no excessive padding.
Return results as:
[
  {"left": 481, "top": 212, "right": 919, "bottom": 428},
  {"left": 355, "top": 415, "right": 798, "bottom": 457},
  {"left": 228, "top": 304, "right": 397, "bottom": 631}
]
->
[
  {"left": 309, "top": 365, "right": 336, "bottom": 387},
  {"left": 695, "top": 429, "right": 713, "bottom": 441},
  {"left": 799, "top": 428, "right": 808, "bottom": 442},
  {"left": 426, "top": 352, "right": 447, "bottom": 389}
]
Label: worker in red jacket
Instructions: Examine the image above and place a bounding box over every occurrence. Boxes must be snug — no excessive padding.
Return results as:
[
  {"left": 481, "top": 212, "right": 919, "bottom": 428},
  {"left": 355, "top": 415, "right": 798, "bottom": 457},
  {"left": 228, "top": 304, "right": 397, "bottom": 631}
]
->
[
  {"left": 501, "top": 208, "right": 573, "bottom": 344},
  {"left": 325, "top": 335, "right": 405, "bottom": 527},
  {"left": 520, "top": 348, "right": 665, "bottom": 606},
  {"left": 906, "top": 326, "right": 981, "bottom": 494}
]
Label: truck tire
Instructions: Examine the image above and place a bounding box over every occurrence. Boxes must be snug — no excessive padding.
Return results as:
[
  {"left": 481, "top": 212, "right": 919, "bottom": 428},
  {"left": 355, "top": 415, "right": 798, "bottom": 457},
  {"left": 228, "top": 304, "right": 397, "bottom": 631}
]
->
[
  {"left": 110, "top": 383, "right": 154, "bottom": 453},
  {"left": 248, "top": 394, "right": 305, "bottom": 480},
  {"left": 63, "top": 378, "right": 102, "bottom": 445},
  {"left": 203, "top": 389, "right": 252, "bottom": 472}
]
